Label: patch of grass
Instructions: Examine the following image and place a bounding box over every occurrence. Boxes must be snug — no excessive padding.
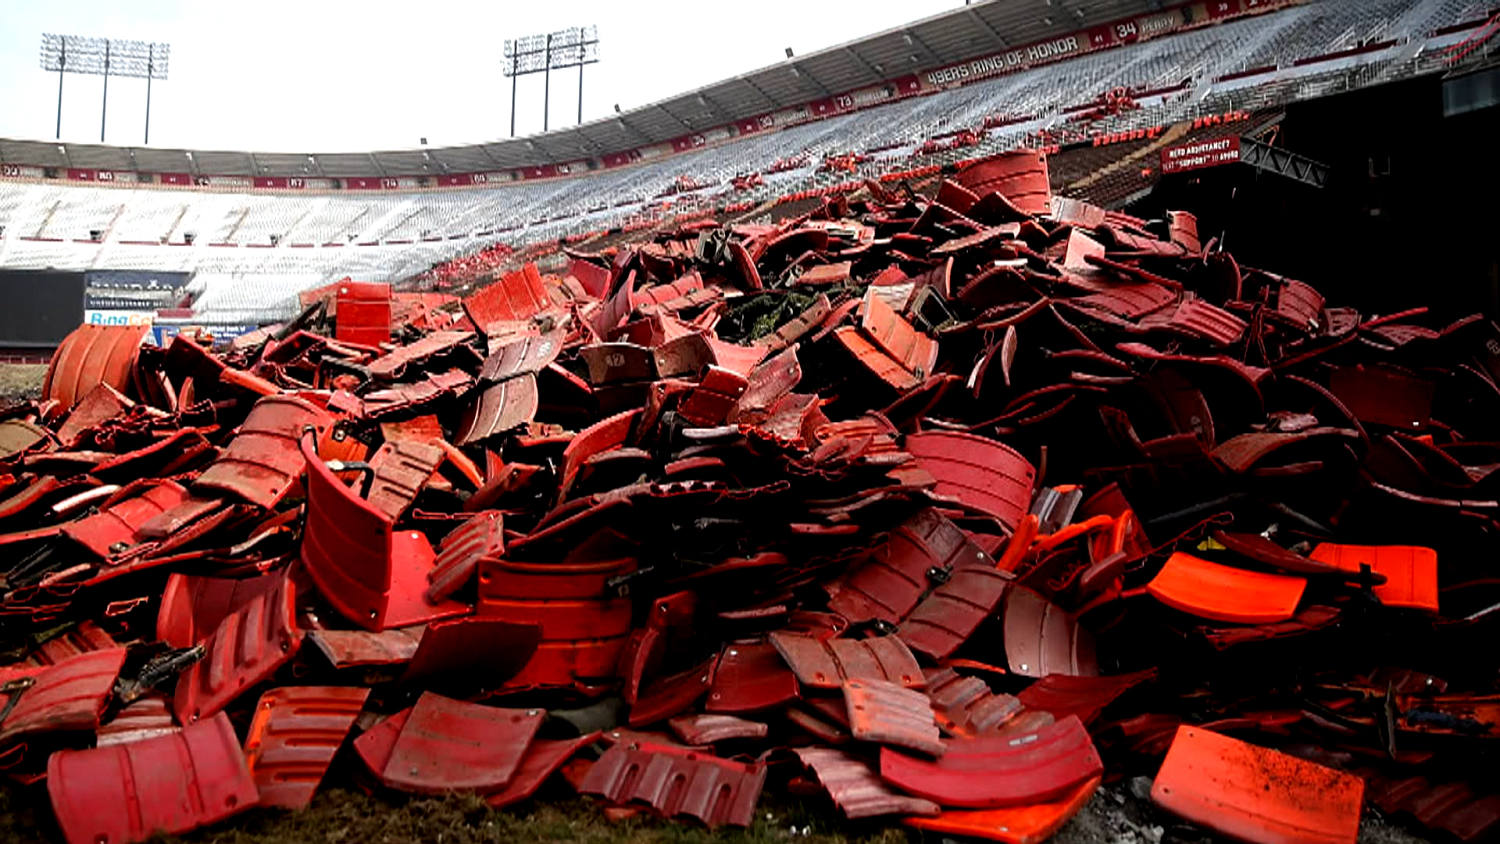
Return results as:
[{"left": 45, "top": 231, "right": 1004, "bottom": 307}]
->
[
  {"left": 0, "top": 363, "right": 46, "bottom": 401},
  {"left": 5, "top": 777, "right": 1436, "bottom": 843},
  {"left": 147, "top": 792, "right": 911, "bottom": 844}
]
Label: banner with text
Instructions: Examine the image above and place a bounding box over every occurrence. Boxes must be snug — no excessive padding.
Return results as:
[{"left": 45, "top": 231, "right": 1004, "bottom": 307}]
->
[{"left": 1160, "top": 135, "right": 1242, "bottom": 173}]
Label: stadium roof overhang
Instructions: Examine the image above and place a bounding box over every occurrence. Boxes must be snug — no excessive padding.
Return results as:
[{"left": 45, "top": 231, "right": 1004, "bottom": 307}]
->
[{"left": 0, "top": 1, "right": 1157, "bottom": 179}]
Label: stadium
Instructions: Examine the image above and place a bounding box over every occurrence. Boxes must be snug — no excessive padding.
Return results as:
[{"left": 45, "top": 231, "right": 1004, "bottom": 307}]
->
[{"left": 0, "top": 0, "right": 1498, "bottom": 841}]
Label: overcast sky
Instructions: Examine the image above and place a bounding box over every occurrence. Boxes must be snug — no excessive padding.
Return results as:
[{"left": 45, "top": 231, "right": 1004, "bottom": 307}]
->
[{"left": 0, "top": 0, "right": 966, "bottom": 153}]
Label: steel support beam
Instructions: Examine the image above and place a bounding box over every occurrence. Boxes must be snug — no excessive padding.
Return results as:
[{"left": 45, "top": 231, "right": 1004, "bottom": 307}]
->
[
  {"left": 844, "top": 47, "right": 888, "bottom": 84},
  {"left": 100, "top": 41, "right": 110, "bottom": 143},
  {"left": 144, "top": 45, "right": 155, "bottom": 145},
  {"left": 790, "top": 63, "right": 834, "bottom": 97},
  {"left": 55, "top": 53, "right": 65, "bottom": 140},
  {"left": 1238, "top": 136, "right": 1329, "bottom": 188},
  {"left": 613, "top": 115, "right": 656, "bottom": 147},
  {"left": 655, "top": 102, "right": 694, "bottom": 133},
  {"left": 739, "top": 76, "right": 782, "bottom": 111},
  {"left": 509, "top": 57, "right": 519, "bottom": 138},
  {"left": 543, "top": 33, "right": 553, "bottom": 133},
  {"left": 475, "top": 143, "right": 505, "bottom": 168},
  {"left": 568, "top": 129, "right": 592, "bottom": 156},
  {"left": 904, "top": 30, "right": 944, "bottom": 68},
  {"left": 966, "top": 7, "right": 1009, "bottom": 49},
  {"left": 696, "top": 92, "right": 736, "bottom": 124}
]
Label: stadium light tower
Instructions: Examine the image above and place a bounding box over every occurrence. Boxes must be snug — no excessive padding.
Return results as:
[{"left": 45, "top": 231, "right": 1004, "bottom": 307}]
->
[
  {"left": 40, "top": 34, "right": 170, "bottom": 144},
  {"left": 503, "top": 26, "right": 599, "bottom": 136}
]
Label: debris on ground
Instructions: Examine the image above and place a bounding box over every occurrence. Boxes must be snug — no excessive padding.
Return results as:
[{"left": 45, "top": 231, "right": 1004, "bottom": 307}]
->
[{"left": 1, "top": 149, "right": 1496, "bottom": 844}]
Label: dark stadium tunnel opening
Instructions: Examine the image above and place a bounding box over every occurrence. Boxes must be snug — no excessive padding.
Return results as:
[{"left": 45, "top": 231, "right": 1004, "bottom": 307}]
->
[{"left": 1134, "top": 74, "right": 1500, "bottom": 322}]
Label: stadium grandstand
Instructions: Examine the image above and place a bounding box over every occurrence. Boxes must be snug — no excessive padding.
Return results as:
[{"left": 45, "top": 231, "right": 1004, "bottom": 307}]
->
[
  {"left": 4, "top": 3, "right": 1500, "bottom": 841},
  {"left": 0, "top": 0, "right": 1496, "bottom": 333}
]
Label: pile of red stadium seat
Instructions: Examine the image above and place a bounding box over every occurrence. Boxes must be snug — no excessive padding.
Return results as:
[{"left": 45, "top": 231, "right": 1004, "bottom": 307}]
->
[{"left": 417, "top": 241, "right": 516, "bottom": 289}]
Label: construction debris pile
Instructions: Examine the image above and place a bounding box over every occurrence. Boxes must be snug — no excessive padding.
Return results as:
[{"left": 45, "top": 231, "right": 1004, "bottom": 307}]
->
[{"left": 5, "top": 149, "right": 1500, "bottom": 844}]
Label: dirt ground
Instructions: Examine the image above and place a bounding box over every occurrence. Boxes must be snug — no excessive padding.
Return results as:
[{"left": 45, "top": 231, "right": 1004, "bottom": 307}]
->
[
  {"left": 152, "top": 783, "right": 1432, "bottom": 844},
  {"left": 0, "top": 772, "right": 1430, "bottom": 844}
]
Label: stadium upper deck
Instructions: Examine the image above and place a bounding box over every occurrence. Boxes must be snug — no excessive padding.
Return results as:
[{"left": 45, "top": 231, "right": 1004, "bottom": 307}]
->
[
  {"left": 0, "top": 0, "right": 1307, "bottom": 183},
  {"left": 5, "top": 0, "right": 1482, "bottom": 185}
]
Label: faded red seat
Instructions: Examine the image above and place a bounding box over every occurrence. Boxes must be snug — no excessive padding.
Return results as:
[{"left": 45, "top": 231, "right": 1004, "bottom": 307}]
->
[{"left": 299, "top": 432, "right": 468, "bottom": 631}]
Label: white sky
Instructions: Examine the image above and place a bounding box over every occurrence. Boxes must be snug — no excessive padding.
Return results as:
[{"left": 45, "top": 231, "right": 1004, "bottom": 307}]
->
[{"left": 0, "top": 0, "right": 967, "bottom": 153}]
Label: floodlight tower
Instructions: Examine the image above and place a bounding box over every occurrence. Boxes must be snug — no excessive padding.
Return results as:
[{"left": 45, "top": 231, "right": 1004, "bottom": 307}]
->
[
  {"left": 503, "top": 33, "right": 547, "bottom": 138},
  {"left": 550, "top": 26, "right": 600, "bottom": 127},
  {"left": 40, "top": 34, "right": 170, "bottom": 144},
  {"left": 503, "top": 26, "right": 599, "bottom": 137}
]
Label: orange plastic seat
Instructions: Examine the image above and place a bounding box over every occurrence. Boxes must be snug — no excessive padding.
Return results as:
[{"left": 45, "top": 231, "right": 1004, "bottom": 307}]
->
[
  {"left": 1152, "top": 726, "right": 1362, "bottom": 844},
  {"left": 904, "top": 776, "right": 1099, "bottom": 843},
  {"left": 1146, "top": 552, "right": 1306, "bottom": 624},
  {"left": 1308, "top": 543, "right": 1438, "bottom": 613}
]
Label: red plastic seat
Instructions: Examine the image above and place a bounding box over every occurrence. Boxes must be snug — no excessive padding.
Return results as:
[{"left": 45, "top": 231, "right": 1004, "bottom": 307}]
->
[
  {"left": 334, "top": 280, "right": 392, "bottom": 346},
  {"left": 477, "top": 556, "right": 636, "bottom": 692},
  {"left": 299, "top": 432, "right": 467, "bottom": 631}
]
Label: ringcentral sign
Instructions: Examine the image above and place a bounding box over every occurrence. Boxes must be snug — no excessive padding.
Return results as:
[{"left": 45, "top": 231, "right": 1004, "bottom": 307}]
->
[{"left": 925, "top": 36, "right": 1082, "bottom": 86}]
